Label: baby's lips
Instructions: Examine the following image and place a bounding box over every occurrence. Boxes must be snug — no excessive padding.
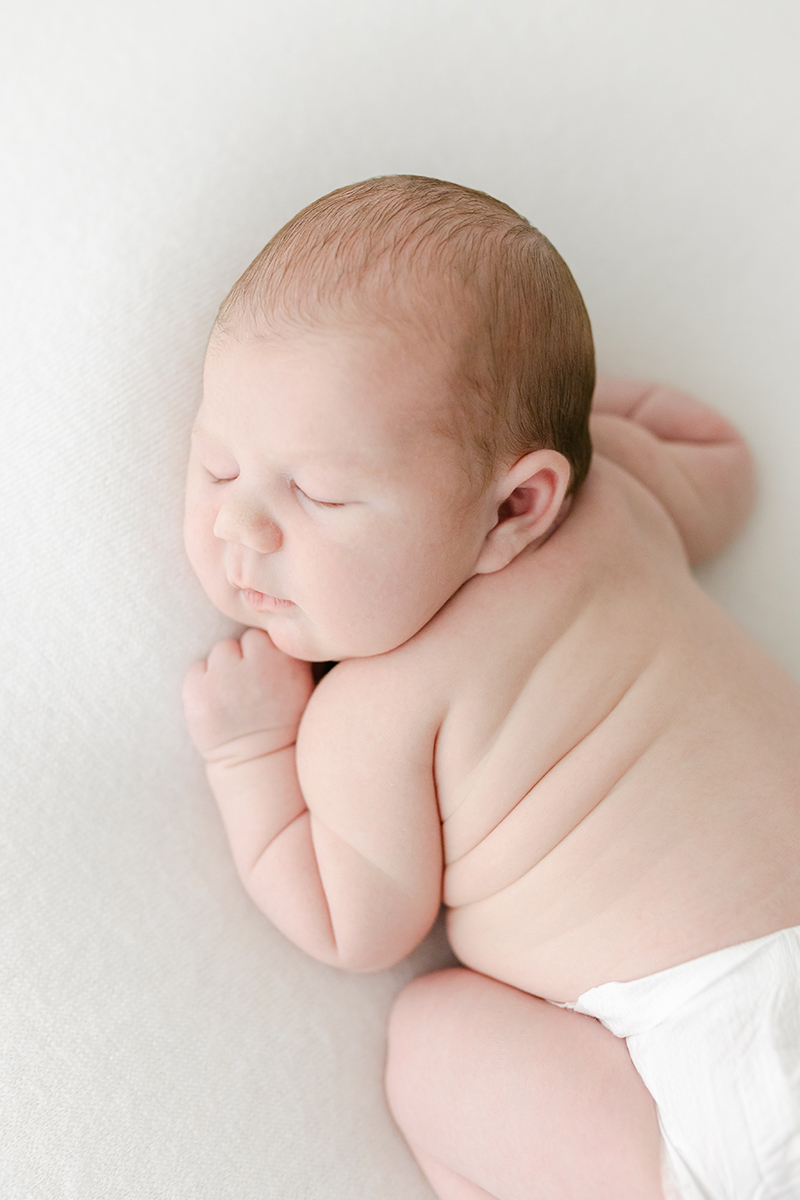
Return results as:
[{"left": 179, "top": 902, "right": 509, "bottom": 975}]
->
[
  {"left": 241, "top": 587, "right": 294, "bottom": 613},
  {"left": 227, "top": 572, "right": 293, "bottom": 611}
]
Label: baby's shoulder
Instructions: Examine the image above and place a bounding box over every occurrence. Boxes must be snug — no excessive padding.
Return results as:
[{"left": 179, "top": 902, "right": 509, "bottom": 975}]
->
[{"left": 301, "top": 632, "right": 451, "bottom": 752}]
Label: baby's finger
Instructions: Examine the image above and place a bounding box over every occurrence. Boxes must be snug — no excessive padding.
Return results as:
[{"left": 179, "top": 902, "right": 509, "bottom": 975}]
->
[
  {"left": 240, "top": 626, "right": 278, "bottom": 659},
  {"left": 206, "top": 637, "right": 244, "bottom": 666}
]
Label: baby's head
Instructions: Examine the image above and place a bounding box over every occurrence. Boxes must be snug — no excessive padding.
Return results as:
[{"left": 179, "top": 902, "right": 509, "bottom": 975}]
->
[{"left": 185, "top": 176, "right": 595, "bottom": 661}]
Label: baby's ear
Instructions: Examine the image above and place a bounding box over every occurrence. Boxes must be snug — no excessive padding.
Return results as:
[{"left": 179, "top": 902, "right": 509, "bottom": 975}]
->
[{"left": 473, "top": 450, "right": 571, "bottom": 575}]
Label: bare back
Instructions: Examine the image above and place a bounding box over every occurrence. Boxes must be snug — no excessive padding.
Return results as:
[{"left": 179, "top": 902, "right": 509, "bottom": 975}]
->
[{"left": 398, "top": 454, "right": 800, "bottom": 1001}]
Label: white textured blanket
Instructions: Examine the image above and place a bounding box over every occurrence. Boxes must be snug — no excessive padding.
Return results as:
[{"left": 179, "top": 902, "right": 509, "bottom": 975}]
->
[{"left": 2, "top": 2, "right": 799, "bottom": 1196}]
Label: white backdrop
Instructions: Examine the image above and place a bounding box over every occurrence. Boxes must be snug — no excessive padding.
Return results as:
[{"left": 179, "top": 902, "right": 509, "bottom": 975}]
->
[{"left": 2, "top": 2, "right": 799, "bottom": 1197}]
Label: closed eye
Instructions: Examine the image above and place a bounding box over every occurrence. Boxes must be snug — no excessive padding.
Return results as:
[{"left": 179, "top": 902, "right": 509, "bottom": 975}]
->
[
  {"left": 292, "top": 481, "right": 346, "bottom": 508},
  {"left": 208, "top": 472, "right": 238, "bottom": 484}
]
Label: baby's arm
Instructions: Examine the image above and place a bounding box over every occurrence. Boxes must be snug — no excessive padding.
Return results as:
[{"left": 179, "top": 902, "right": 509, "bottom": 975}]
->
[
  {"left": 183, "top": 630, "right": 443, "bottom": 972},
  {"left": 590, "top": 377, "right": 756, "bottom": 565}
]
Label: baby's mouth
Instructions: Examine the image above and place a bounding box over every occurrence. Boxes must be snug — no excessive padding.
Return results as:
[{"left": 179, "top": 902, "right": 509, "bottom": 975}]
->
[{"left": 240, "top": 588, "right": 294, "bottom": 613}]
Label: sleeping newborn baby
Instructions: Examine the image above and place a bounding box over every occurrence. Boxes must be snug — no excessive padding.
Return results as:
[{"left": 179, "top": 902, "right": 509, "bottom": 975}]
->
[{"left": 183, "top": 175, "right": 800, "bottom": 1199}]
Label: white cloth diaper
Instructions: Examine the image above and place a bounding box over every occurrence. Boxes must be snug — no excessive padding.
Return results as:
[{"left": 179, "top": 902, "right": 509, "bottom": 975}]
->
[{"left": 572, "top": 926, "right": 800, "bottom": 1200}]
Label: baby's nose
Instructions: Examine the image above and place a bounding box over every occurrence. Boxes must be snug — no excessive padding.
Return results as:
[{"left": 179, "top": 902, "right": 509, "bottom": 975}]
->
[{"left": 213, "top": 496, "right": 282, "bottom": 554}]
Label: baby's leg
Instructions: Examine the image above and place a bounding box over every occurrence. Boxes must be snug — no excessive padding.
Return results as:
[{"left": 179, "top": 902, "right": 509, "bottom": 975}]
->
[{"left": 386, "top": 968, "right": 663, "bottom": 1200}]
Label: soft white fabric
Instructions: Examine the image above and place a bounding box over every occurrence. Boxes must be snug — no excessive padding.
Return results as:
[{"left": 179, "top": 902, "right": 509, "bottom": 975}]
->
[
  {"left": 2, "top": 2, "right": 800, "bottom": 1197},
  {"left": 572, "top": 928, "right": 800, "bottom": 1200}
]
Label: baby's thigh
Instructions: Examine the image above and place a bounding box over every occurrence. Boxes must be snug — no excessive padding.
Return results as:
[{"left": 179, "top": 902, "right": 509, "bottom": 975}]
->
[{"left": 386, "top": 968, "right": 664, "bottom": 1200}]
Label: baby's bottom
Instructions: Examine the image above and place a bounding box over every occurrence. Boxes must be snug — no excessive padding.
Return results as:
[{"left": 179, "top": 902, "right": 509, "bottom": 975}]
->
[{"left": 386, "top": 968, "right": 664, "bottom": 1200}]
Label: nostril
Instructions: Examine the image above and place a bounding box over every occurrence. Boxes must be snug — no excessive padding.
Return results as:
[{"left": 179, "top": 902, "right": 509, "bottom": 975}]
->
[{"left": 256, "top": 518, "right": 282, "bottom": 554}]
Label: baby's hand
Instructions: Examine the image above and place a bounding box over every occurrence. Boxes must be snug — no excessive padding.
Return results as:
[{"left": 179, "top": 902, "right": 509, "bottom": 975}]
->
[{"left": 183, "top": 629, "right": 314, "bottom": 765}]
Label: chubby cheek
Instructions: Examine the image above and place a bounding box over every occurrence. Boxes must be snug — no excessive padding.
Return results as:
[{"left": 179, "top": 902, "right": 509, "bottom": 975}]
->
[{"left": 308, "top": 550, "right": 441, "bottom": 657}]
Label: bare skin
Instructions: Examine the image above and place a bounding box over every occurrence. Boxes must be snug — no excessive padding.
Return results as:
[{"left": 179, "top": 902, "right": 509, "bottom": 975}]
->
[
  {"left": 183, "top": 330, "right": 800, "bottom": 1197},
  {"left": 385, "top": 969, "right": 664, "bottom": 1200}
]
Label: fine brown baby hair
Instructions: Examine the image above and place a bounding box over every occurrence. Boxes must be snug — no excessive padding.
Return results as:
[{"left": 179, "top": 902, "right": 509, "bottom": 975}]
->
[{"left": 215, "top": 175, "right": 595, "bottom": 493}]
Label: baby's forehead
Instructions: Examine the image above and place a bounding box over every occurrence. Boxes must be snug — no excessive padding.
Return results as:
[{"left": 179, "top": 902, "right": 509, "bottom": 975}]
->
[
  {"left": 209, "top": 308, "right": 464, "bottom": 406},
  {"left": 201, "top": 321, "right": 468, "bottom": 463}
]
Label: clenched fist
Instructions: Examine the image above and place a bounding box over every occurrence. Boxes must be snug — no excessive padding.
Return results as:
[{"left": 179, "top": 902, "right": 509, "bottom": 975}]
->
[{"left": 183, "top": 628, "right": 314, "bottom": 765}]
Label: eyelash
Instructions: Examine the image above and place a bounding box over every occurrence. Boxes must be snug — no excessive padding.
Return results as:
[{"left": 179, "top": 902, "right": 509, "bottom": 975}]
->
[
  {"left": 293, "top": 483, "right": 345, "bottom": 509},
  {"left": 206, "top": 471, "right": 343, "bottom": 509}
]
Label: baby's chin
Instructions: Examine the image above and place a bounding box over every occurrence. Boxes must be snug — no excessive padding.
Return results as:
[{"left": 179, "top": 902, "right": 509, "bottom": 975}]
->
[
  {"left": 260, "top": 611, "right": 408, "bottom": 663},
  {"left": 243, "top": 608, "right": 343, "bottom": 662},
  {"left": 263, "top": 616, "right": 326, "bottom": 662}
]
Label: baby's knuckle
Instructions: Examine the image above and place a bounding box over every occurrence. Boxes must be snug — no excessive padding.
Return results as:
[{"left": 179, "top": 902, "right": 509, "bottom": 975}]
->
[
  {"left": 240, "top": 627, "right": 265, "bottom": 652},
  {"left": 208, "top": 638, "right": 238, "bottom": 664}
]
